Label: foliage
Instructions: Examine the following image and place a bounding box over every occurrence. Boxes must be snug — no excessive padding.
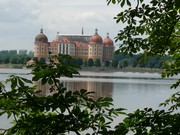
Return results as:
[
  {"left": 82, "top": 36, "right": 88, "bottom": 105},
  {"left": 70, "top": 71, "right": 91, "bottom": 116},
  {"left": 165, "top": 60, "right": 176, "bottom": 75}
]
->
[
  {"left": 111, "top": 60, "right": 118, "bottom": 68},
  {"left": 113, "top": 108, "right": 180, "bottom": 135},
  {"left": 107, "top": 0, "right": 180, "bottom": 56},
  {"left": 39, "top": 57, "right": 46, "bottom": 64},
  {"left": 0, "top": 54, "right": 125, "bottom": 135},
  {"left": 104, "top": 60, "right": 110, "bottom": 67},
  {"left": 94, "top": 59, "right": 101, "bottom": 67},
  {"left": 0, "top": 50, "right": 32, "bottom": 65},
  {"left": 33, "top": 57, "right": 38, "bottom": 63},
  {"left": 88, "top": 58, "right": 94, "bottom": 67},
  {"left": 19, "top": 50, "right": 28, "bottom": 55},
  {"left": 106, "top": 0, "right": 180, "bottom": 134},
  {"left": 76, "top": 58, "right": 83, "bottom": 66},
  {"left": 113, "top": 53, "right": 170, "bottom": 69},
  {"left": 122, "top": 60, "right": 128, "bottom": 68},
  {"left": 0, "top": 49, "right": 170, "bottom": 69},
  {"left": 84, "top": 59, "right": 88, "bottom": 67}
]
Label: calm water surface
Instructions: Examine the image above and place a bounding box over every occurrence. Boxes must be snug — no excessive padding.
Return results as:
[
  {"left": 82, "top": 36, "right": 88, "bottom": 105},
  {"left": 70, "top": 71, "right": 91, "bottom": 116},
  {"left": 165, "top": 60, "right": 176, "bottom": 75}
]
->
[{"left": 0, "top": 68, "right": 178, "bottom": 130}]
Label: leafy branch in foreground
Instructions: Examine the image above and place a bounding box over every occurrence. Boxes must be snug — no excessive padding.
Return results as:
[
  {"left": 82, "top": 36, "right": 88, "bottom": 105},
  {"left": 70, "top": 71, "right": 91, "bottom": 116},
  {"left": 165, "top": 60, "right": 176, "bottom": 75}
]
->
[
  {"left": 107, "top": 0, "right": 180, "bottom": 56},
  {"left": 114, "top": 108, "right": 180, "bottom": 135},
  {"left": 0, "top": 54, "right": 125, "bottom": 135},
  {"left": 106, "top": 0, "right": 180, "bottom": 134}
]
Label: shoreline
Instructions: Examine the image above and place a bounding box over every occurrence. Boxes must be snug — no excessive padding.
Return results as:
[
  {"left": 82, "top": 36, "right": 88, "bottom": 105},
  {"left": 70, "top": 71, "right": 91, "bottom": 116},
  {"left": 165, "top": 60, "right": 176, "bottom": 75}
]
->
[
  {"left": 0, "top": 64, "right": 162, "bottom": 74},
  {"left": 0, "top": 64, "right": 24, "bottom": 69},
  {"left": 79, "top": 67, "right": 162, "bottom": 74}
]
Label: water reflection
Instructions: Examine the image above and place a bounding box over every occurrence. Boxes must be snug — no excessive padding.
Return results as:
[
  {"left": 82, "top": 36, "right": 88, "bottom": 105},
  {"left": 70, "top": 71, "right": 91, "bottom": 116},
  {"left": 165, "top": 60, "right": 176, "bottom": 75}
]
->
[
  {"left": 62, "top": 81, "right": 113, "bottom": 99},
  {"left": 1, "top": 69, "right": 179, "bottom": 131},
  {"left": 34, "top": 80, "right": 113, "bottom": 99}
]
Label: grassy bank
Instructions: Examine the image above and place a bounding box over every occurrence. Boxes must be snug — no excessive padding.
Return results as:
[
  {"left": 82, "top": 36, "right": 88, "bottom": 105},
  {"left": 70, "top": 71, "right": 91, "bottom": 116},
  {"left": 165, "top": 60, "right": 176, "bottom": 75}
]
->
[{"left": 79, "top": 67, "right": 162, "bottom": 73}]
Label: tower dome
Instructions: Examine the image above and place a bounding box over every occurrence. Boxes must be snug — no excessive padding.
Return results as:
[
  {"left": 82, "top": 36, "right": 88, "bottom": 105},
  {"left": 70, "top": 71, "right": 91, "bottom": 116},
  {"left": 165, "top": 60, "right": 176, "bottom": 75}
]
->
[
  {"left": 89, "top": 29, "right": 103, "bottom": 44},
  {"left": 103, "top": 33, "right": 114, "bottom": 46},
  {"left": 35, "top": 28, "right": 48, "bottom": 43}
]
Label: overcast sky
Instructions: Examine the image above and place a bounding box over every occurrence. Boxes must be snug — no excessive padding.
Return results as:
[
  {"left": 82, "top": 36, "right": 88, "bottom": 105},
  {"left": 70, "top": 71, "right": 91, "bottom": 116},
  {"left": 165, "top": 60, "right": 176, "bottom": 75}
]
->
[{"left": 0, "top": 0, "right": 123, "bottom": 51}]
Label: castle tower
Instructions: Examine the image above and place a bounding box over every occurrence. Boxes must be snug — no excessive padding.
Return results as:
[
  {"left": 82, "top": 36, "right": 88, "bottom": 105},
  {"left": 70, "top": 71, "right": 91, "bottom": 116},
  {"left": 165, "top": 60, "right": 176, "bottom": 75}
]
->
[
  {"left": 34, "top": 28, "right": 49, "bottom": 60},
  {"left": 88, "top": 29, "right": 104, "bottom": 62},
  {"left": 103, "top": 33, "right": 114, "bottom": 62}
]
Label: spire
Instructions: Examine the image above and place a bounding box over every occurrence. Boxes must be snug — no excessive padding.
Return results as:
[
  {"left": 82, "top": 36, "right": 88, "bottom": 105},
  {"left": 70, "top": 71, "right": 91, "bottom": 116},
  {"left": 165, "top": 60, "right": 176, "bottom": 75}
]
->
[
  {"left": 40, "top": 28, "right": 43, "bottom": 33},
  {"left": 82, "top": 27, "right": 84, "bottom": 35},
  {"left": 107, "top": 32, "right": 109, "bottom": 38},
  {"left": 95, "top": 28, "right": 98, "bottom": 34}
]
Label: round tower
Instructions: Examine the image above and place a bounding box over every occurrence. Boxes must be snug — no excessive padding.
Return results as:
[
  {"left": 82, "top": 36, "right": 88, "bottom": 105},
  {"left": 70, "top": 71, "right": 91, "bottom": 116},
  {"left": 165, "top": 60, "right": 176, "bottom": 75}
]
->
[
  {"left": 88, "top": 29, "right": 104, "bottom": 62},
  {"left": 103, "top": 33, "right": 114, "bottom": 62},
  {"left": 34, "top": 28, "right": 49, "bottom": 60}
]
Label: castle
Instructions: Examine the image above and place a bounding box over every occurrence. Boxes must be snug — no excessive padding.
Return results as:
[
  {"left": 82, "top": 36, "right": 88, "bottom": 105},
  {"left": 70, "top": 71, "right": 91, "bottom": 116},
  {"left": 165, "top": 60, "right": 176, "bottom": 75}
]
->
[{"left": 34, "top": 28, "right": 114, "bottom": 64}]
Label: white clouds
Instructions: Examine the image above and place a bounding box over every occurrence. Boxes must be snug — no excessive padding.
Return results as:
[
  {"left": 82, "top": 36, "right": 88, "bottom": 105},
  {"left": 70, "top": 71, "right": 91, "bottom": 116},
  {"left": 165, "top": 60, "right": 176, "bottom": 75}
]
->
[
  {"left": 0, "top": 0, "right": 122, "bottom": 51},
  {"left": 0, "top": 0, "right": 39, "bottom": 23},
  {"left": 75, "top": 12, "right": 105, "bottom": 23}
]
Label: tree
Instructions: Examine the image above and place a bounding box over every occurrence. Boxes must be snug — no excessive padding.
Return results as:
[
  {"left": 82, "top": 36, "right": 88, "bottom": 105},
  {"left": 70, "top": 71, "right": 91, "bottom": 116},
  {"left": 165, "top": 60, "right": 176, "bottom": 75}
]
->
[
  {"left": 94, "top": 59, "right": 101, "bottom": 67},
  {"left": 107, "top": 0, "right": 179, "bottom": 81},
  {"left": 106, "top": 0, "right": 180, "bottom": 134},
  {"left": 0, "top": 54, "right": 124, "bottom": 135},
  {"left": 19, "top": 49, "right": 28, "bottom": 55},
  {"left": 10, "top": 57, "right": 18, "bottom": 64},
  {"left": 18, "top": 57, "right": 25, "bottom": 64},
  {"left": 84, "top": 59, "right": 88, "bottom": 67},
  {"left": 76, "top": 58, "right": 83, "bottom": 66},
  {"left": 0, "top": 50, "right": 9, "bottom": 55},
  {"left": 0, "top": 57, "right": 3, "bottom": 64},
  {"left": 28, "top": 51, "right": 34, "bottom": 57},
  {"left": 88, "top": 58, "right": 94, "bottom": 67},
  {"left": 104, "top": 60, "right": 110, "bottom": 67},
  {"left": 132, "top": 60, "right": 137, "bottom": 68},
  {"left": 33, "top": 57, "right": 38, "bottom": 63},
  {"left": 4, "top": 57, "right": 10, "bottom": 64},
  {"left": 111, "top": 60, "right": 118, "bottom": 68},
  {"left": 25, "top": 57, "right": 31, "bottom": 63},
  {"left": 39, "top": 57, "right": 46, "bottom": 64},
  {"left": 108, "top": 0, "right": 180, "bottom": 56},
  {"left": 123, "top": 60, "right": 128, "bottom": 68},
  {"left": 9, "top": 50, "right": 17, "bottom": 55},
  {"left": 148, "top": 61, "right": 156, "bottom": 69}
]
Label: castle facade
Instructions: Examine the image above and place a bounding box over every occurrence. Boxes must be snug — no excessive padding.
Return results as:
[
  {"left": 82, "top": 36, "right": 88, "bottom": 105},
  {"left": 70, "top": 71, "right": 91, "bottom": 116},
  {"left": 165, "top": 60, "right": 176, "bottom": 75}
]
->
[{"left": 34, "top": 28, "right": 114, "bottom": 63}]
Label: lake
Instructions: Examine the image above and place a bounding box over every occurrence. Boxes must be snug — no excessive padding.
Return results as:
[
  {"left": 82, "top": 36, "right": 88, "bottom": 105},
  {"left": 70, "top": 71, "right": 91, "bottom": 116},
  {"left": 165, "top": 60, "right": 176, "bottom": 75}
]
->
[{"left": 0, "top": 68, "right": 178, "bottom": 130}]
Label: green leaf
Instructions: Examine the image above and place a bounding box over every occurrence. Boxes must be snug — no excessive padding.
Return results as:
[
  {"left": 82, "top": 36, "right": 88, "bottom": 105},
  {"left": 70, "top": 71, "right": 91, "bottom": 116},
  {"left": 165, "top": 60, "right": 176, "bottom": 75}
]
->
[
  {"left": 121, "top": 0, "right": 125, "bottom": 7},
  {"left": 41, "top": 77, "right": 47, "bottom": 85},
  {"left": 18, "top": 78, "right": 25, "bottom": 87},
  {"left": 20, "top": 77, "right": 32, "bottom": 84},
  {"left": 126, "top": 0, "right": 131, "bottom": 6},
  {"left": 65, "top": 91, "right": 72, "bottom": 98},
  {"left": 48, "top": 78, "right": 53, "bottom": 85}
]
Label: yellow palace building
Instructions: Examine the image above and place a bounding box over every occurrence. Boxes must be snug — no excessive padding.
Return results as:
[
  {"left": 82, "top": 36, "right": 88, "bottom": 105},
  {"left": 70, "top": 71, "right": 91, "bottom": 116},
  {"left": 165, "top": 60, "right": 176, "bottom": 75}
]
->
[{"left": 34, "top": 28, "right": 114, "bottom": 63}]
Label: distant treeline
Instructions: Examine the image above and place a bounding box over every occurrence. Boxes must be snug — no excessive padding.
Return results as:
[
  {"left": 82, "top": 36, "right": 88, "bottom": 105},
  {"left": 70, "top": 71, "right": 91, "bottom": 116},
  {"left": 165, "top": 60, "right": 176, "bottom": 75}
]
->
[
  {"left": 111, "top": 53, "right": 171, "bottom": 69},
  {"left": 70, "top": 53, "right": 171, "bottom": 69},
  {"left": 0, "top": 50, "right": 33, "bottom": 64},
  {"left": 0, "top": 50, "right": 171, "bottom": 69}
]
